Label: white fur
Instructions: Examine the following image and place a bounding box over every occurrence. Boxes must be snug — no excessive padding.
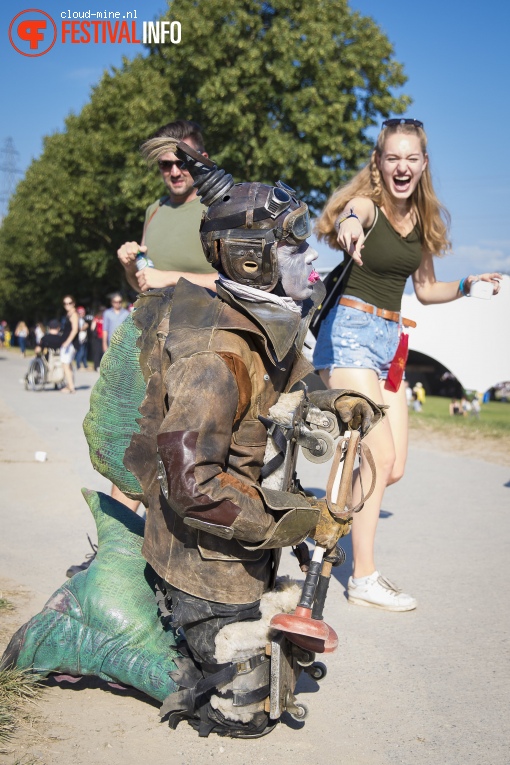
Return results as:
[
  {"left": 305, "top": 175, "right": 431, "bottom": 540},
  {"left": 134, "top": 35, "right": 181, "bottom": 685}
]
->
[
  {"left": 209, "top": 695, "right": 263, "bottom": 724},
  {"left": 261, "top": 392, "right": 304, "bottom": 491},
  {"left": 211, "top": 577, "right": 302, "bottom": 722},
  {"left": 214, "top": 577, "right": 302, "bottom": 664}
]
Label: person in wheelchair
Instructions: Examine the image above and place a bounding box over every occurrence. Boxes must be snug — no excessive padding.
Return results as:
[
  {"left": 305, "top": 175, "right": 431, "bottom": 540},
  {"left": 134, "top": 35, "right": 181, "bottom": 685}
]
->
[{"left": 27, "top": 320, "right": 65, "bottom": 390}]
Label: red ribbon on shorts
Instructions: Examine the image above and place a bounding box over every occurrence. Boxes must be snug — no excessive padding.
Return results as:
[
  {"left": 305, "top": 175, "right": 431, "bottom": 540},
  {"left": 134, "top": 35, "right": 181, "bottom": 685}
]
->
[{"left": 384, "top": 332, "right": 409, "bottom": 393}]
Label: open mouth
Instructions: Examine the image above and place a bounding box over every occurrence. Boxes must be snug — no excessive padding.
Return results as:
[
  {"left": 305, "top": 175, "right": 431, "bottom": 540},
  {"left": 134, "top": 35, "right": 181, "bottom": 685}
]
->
[{"left": 393, "top": 175, "right": 411, "bottom": 191}]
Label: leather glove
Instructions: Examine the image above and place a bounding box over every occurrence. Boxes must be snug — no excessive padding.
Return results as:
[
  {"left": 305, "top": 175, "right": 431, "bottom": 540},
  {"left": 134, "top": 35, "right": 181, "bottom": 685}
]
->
[
  {"left": 308, "top": 389, "right": 386, "bottom": 437},
  {"left": 309, "top": 498, "right": 351, "bottom": 549},
  {"left": 334, "top": 395, "right": 374, "bottom": 435}
]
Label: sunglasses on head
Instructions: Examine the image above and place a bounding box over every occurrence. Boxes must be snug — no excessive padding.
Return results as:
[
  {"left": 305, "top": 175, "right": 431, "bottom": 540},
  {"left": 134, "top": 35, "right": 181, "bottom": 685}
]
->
[
  {"left": 158, "top": 159, "right": 185, "bottom": 171},
  {"left": 382, "top": 118, "right": 423, "bottom": 129}
]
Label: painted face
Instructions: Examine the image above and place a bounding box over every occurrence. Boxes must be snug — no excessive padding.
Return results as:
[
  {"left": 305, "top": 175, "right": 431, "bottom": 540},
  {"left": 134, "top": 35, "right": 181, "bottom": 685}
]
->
[
  {"left": 377, "top": 133, "right": 428, "bottom": 201},
  {"left": 158, "top": 144, "right": 198, "bottom": 203},
  {"left": 277, "top": 242, "right": 319, "bottom": 300}
]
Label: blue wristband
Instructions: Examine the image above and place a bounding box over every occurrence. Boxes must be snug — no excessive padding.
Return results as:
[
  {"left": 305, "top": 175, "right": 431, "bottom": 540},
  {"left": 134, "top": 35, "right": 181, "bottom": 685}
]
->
[{"left": 459, "top": 277, "right": 470, "bottom": 297}]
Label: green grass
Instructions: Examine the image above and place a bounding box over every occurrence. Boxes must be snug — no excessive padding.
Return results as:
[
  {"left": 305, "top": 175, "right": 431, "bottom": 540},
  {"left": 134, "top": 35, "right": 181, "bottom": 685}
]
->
[
  {"left": 0, "top": 598, "right": 14, "bottom": 613},
  {"left": 409, "top": 396, "right": 510, "bottom": 438},
  {"left": 0, "top": 668, "right": 43, "bottom": 749}
]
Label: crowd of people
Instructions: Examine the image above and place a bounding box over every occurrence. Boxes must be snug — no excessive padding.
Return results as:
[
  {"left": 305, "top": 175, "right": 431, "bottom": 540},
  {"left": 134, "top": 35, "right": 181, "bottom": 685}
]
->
[{"left": 0, "top": 293, "right": 134, "bottom": 387}]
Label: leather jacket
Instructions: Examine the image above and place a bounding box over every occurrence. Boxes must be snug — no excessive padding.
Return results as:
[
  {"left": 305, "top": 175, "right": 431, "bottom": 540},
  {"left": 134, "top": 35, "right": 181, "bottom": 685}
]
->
[{"left": 136, "top": 278, "right": 353, "bottom": 604}]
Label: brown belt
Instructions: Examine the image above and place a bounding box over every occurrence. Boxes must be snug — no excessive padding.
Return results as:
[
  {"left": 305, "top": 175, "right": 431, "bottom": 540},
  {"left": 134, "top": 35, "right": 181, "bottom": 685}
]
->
[{"left": 339, "top": 297, "right": 417, "bottom": 328}]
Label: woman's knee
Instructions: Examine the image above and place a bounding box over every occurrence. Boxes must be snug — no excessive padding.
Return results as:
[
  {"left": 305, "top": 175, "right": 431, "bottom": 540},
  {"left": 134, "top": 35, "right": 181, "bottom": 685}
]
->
[
  {"left": 387, "top": 458, "right": 407, "bottom": 485},
  {"left": 372, "top": 448, "right": 396, "bottom": 483}
]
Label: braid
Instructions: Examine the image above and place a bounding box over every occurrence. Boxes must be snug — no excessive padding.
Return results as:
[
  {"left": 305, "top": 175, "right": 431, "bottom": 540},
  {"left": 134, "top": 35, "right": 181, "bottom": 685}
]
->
[{"left": 369, "top": 152, "right": 382, "bottom": 202}]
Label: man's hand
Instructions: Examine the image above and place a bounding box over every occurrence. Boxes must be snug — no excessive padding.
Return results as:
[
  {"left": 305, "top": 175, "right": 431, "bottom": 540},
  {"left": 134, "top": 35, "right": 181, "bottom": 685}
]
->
[
  {"left": 335, "top": 395, "right": 374, "bottom": 435},
  {"left": 310, "top": 498, "right": 350, "bottom": 549},
  {"left": 308, "top": 389, "right": 386, "bottom": 437},
  {"left": 117, "top": 241, "right": 145, "bottom": 269},
  {"left": 136, "top": 267, "right": 177, "bottom": 291}
]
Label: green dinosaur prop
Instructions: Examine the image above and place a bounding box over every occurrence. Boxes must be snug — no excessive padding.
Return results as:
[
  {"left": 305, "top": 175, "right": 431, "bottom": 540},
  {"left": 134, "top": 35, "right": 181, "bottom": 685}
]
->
[
  {"left": 83, "top": 314, "right": 145, "bottom": 498},
  {"left": 1, "top": 490, "right": 179, "bottom": 703}
]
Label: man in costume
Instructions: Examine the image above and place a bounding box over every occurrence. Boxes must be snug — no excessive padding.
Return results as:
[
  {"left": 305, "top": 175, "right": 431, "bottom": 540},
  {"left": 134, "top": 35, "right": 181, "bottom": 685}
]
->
[
  {"left": 1, "top": 143, "right": 385, "bottom": 739},
  {"left": 125, "top": 143, "right": 384, "bottom": 736}
]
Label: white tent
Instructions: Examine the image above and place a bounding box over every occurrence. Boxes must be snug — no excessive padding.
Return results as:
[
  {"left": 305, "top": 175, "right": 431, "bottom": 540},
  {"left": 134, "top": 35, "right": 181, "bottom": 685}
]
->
[{"left": 402, "top": 275, "right": 510, "bottom": 393}]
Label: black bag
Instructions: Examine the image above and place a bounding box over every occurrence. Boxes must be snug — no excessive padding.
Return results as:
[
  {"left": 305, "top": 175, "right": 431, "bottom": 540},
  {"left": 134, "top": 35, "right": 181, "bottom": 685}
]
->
[{"left": 309, "top": 258, "right": 352, "bottom": 339}]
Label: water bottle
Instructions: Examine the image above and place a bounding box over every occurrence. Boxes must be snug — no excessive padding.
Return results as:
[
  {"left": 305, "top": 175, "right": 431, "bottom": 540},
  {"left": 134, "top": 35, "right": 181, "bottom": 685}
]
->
[{"left": 136, "top": 252, "right": 154, "bottom": 271}]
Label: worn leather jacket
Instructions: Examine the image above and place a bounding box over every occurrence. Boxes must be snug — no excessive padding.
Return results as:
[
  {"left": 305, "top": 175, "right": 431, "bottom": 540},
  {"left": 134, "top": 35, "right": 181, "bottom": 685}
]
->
[{"left": 134, "top": 278, "right": 364, "bottom": 604}]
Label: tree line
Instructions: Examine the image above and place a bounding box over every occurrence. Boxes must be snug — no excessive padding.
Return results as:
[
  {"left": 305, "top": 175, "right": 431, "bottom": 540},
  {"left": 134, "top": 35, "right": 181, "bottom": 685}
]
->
[{"left": 0, "top": 0, "right": 410, "bottom": 323}]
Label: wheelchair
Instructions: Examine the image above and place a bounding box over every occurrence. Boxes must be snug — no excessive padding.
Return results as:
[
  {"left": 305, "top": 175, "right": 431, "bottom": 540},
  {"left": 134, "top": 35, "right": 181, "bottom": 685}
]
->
[{"left": 25, "top": 350, "right": 65, "bottom": 392}]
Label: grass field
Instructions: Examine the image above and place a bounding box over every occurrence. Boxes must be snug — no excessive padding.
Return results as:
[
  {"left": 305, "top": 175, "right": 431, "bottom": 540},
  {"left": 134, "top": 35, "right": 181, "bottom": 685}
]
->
[{"left": 409, "top": 396, "right": 510, "bottom": 438}]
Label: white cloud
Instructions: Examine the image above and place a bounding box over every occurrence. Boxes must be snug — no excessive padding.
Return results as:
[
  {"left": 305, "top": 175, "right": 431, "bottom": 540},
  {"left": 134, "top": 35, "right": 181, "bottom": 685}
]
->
[{"left": 455, "top": 244, "right": 510, "bottom": 273}]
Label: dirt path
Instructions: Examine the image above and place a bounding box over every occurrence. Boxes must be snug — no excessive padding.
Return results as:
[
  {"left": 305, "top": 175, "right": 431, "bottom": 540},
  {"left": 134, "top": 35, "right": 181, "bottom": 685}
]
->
[{"left": 1, "top": 352, "right": 509, "bottom": 765}]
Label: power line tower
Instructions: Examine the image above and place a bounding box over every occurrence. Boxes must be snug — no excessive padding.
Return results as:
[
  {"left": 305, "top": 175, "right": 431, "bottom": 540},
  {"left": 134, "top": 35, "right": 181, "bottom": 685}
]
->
[{"left": 0, "top": 137, "right": 22, "bottom": 221}]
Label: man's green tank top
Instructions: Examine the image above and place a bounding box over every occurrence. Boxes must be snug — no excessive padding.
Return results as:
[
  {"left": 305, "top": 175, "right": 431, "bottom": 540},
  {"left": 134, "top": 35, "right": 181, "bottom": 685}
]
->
[
  {"left": 143, "top": 197, "right": 216, "bottom": 274},
  {"left": 343, "top": 207, "right": 423, "bottom": 312}
]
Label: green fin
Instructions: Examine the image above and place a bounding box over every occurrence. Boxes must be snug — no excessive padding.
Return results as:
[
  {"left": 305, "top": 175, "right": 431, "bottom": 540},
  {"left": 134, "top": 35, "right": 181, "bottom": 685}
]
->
[{"left": 1, "top": 491, "right": 179, "bottom": 703}]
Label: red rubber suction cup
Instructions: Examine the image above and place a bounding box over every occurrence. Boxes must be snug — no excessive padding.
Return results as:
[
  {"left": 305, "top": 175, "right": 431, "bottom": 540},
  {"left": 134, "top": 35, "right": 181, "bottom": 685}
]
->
[
  {"left": 284, "top": 624, "right": 338, "bottom": 654},
  {"left": 270, "top": 606, "right": 338, "bottom": 653}
]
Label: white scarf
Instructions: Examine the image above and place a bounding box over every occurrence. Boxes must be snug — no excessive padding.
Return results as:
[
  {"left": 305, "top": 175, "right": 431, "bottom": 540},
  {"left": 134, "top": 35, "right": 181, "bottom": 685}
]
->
[{"left": 218, "top": 275, "right": 302, "bottom": 315}]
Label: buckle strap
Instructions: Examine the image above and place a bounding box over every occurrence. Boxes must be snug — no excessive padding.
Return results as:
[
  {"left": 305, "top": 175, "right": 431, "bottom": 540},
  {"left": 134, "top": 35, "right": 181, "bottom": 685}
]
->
[
  {"left": 326, "top": 432, "right": 377, "bottom": 519},
  {"left": 339, "top": 297, "right": 416, "bottom": 328}
]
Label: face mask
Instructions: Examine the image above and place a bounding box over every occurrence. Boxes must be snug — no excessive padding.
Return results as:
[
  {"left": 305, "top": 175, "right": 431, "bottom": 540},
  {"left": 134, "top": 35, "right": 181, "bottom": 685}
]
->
[{"left": 276, "top": 242, "right": 319, "bottom": 300}]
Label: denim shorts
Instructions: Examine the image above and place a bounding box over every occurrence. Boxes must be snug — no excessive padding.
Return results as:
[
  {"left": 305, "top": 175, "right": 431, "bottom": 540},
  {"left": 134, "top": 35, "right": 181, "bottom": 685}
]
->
[
  {"left": 313, "top": 296, "right": 400, "bottom": 380},
  {"left": 60, "top": 344, "right": 76, "bottom": 365}
]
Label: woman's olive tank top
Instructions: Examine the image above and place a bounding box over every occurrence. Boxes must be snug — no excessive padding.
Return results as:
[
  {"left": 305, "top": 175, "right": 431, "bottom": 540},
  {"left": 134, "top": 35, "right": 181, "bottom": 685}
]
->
[{"left": 343, "top": 206, "right": 423, "bottom": 312}]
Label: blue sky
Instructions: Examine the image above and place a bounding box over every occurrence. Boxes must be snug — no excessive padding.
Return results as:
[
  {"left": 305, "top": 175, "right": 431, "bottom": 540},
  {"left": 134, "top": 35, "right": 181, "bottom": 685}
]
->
[{"left": 1, "top": 0, "right": 509, "bottom": 283}]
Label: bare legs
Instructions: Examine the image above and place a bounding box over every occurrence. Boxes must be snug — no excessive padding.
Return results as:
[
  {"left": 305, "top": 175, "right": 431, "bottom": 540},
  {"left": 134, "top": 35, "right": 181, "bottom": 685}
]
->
[
  {"left": 319, "top": 367, "right": 409, "bottom": 577},
  {"left": 62, "top": 362, "right": 76, "bottom": 393},
  {"left": 111, "top": 484, "right": 141, "bottom": 513}
]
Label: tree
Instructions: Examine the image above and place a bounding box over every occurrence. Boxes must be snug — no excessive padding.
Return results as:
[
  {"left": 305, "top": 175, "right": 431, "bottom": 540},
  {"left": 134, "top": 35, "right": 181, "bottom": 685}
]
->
[
  {"left": 0, "top": 0, "right": 410, "bottom": 321},
  {"left": 156, "top": 0, "right": 410, "bottom": 205}
]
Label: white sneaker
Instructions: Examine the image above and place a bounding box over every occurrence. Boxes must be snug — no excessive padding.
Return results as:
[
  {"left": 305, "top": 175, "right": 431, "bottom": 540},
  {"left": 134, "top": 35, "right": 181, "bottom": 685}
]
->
[{"left": 347, "top": 571, "right": 417, "bottom": 612}]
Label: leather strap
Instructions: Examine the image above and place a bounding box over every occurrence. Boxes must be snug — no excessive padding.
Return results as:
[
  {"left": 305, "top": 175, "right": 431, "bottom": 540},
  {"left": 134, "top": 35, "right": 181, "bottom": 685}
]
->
[
  {"left": 339, "top": 297, "right": 417, "bottom": 328},
  {"left": 326, "top": 432, "right": 376, "bottom": 519}
]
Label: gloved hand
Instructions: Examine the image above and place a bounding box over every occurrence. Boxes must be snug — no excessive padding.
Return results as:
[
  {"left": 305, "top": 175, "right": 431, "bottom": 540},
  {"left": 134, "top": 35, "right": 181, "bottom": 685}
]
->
[
  {"left": 310, "top": 498, "right": 351, "bottom": 549},
  {"left": 334, "top": 395, "right": 374, "bottom": 435},
  {"left": 308, "top": 389, "right": 386, "bottom": 437}
]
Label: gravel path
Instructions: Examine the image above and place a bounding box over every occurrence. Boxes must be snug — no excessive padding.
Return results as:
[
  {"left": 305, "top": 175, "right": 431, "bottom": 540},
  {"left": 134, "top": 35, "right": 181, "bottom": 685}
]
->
[{"left": 1, "top": 350, "right": 508, "bottom": 765}]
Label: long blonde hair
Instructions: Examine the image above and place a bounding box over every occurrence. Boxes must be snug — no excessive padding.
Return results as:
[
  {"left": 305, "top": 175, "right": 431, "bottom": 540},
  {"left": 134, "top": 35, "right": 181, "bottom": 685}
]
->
[{"left": 316, "top": 124, "right": 451, "bottom": 255}]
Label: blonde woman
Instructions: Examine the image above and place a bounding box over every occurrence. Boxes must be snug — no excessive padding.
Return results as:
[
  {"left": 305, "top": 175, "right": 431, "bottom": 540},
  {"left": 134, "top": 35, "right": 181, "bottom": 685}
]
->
[
  {"left": 314, "top": 118, "right": 501, "bottom": 611},
  {"left": 14, "top": 321, "right": 29, "bottom": 356},
  {"left": 60, "top": 295, "right": 79, "bottom": 393}
]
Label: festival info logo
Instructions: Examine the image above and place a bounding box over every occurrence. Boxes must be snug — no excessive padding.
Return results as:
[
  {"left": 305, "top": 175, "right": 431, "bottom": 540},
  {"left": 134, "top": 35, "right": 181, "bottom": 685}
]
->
[{"left": 9, "top": 8, "right": 57, "bottom": 56}]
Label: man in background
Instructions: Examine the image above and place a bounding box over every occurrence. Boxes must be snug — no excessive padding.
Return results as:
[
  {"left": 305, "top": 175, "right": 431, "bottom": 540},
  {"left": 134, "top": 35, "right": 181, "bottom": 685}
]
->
[
  {"left": 117, "top": 119, "right": 217, "bottom": 293},
  {"left": 102, "top": 293, "right": 130, "bottom": 353}
]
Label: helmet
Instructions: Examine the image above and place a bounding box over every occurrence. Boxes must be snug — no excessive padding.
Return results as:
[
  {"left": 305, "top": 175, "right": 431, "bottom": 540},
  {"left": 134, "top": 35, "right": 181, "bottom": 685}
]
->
[{"left": 175, "top": 142, "right": 311, "bottom": 291}]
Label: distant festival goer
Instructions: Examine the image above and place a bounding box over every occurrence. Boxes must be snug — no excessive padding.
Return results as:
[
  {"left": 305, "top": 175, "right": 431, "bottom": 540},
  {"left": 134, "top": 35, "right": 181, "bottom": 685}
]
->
[
  {"left": 14, "top": 321, "right": 29, "bottom": 357},
  {"left": 60, "top": 295, "right": 79, "bottom": 394},
  {"left": 75, "top": 306, "right": 89, "bottom": 369},
  {"left": 313, "top": 117, "right": 501, "bottom": 612},
  {"left": 90, "top": 307, "right": 105, "bottom": 372}
]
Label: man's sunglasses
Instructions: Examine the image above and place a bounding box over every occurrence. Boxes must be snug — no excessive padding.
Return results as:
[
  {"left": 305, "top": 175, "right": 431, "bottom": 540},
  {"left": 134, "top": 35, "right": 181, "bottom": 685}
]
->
[
  {"left": 158, "top": 159, "right": 185, "bottom": 171},
  {"left": 382, "top": 118, "right": 423, "bottom": 129}
]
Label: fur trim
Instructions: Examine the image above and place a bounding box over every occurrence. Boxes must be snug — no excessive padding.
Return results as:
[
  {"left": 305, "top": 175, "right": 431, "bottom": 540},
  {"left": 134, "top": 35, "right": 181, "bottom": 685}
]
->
[
  {"left": 261, "top": 391, "right": 304, "bottom": 491},
  {"left": 267, "top": 391, "right": 304, "bottom": 426},
  {"left": 214, "top": 577, "right": 301, "bottom": 664},
  {"left": 211, "top": 577, "right": 302, "bottom": 723},
  {"left": 209, "top": 695, "right": 262, "bottom": 724}
]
